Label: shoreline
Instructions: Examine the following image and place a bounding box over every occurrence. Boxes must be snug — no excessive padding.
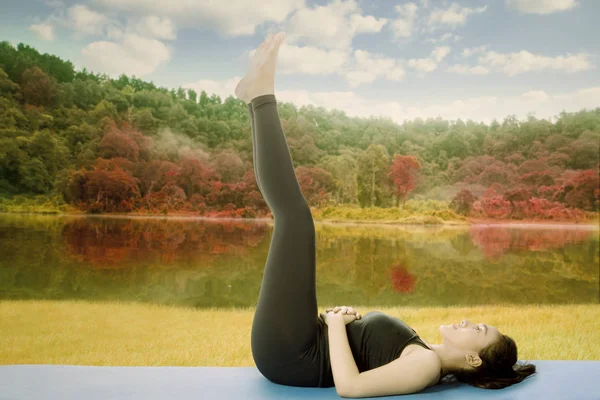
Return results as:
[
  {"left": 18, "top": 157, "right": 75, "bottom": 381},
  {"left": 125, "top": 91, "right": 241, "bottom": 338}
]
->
[{"left": 1, "top": 210, "right": 598, "bottom": 228}]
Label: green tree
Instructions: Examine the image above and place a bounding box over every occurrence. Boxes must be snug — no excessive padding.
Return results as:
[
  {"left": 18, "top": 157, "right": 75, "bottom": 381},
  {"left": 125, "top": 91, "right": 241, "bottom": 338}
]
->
[{"left": 356, "top": 144, "right": 390, "bottom": 208}]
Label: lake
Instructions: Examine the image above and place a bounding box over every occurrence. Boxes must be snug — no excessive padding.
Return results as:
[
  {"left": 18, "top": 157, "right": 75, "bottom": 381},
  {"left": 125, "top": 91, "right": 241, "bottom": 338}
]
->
[{"left": 0, "top": 213, "right": 598, "bottom": 308}]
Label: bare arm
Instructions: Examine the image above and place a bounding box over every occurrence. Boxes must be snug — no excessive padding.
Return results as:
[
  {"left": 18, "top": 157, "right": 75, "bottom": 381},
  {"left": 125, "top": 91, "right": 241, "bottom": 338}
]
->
[
  {"left": 327, "top": 316, "right": 360, "bottom": 397},
  {"left": 346, "top": 350, "right": 440, "bottom": 398}
]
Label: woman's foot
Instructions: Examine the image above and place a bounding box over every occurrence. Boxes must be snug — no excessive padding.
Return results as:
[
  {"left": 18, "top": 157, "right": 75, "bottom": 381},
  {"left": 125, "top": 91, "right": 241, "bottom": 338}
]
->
[{"left": 235, "top": 31, "right": 285, "bottom": 104}]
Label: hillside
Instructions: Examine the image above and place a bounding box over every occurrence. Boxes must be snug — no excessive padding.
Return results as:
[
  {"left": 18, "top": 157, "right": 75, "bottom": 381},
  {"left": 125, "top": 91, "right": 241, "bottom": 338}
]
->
[{"left": 0, "top": 41, "right": 598, "bottom": 220}]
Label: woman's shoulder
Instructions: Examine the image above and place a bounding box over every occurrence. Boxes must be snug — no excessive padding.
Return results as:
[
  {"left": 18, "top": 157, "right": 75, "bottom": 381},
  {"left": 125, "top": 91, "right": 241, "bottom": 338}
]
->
[{"left": 402, "top": 345, "right": 442, "bottom": 387}]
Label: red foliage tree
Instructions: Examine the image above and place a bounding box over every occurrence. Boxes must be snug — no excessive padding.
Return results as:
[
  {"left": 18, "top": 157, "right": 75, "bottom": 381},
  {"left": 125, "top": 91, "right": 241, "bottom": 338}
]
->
[
  {"left": 561, "top": 169, "right": 600, "bottom": 211},
  {"left": 504, "top": 152, "right": 525, "bottom": 165},
  {"left": 119, "top": 121, "right": 153, "bottom": 161},
  {"left": 450, "top": 189, "right": 477, "bottom": 216},
  {"left": 472, "top": 186, "right": 511, "bottom": 219},
  {"left": 138, "top": 160, "right": 180, "bottom": 197},
  {"left": 84, "top": 166, "right": 141, "bottom": 212},
  {"left": 296, "top": 166, "right": 335, "bottom": 207},
  {"left": 476, "top": 162, "right": 514, "bottom": 187},
  {"left": 186, "top": 193, "right": 207, "bottom": 213},
  {"left": 208, "top": 180, "right": 247, "bottom": 210},
  {"left": 94, "top": 157, "right": 137, "bottom": 174},
  {"left": 160, "top": 183, "right": 187, "bottom": 211},
  {"left": 504, "top": 186, "right": 533, "bottom": 218},
  {"left": 517, "top": 159, "right": 547, "bottom": 175},
  {"left": 177, "top": 157, "right": 215, "bottom": 198},
  {"left": 546, "top": 152, "right": 570, "bottom": 168},
  {"left": 484, "top": 183, "right": 505, "bottom": 197},
  {"left": 98, "top": 123, "right": 140, "bottom": 161},
  {"left": 519, "top": 170, "right": 555, "bottom": 188},
  {"left": 539, "top": 168, "right": 600, "bottom": 211},
  {"left": 452, "top": 155, "right": 495, "bottom": 183},
  {"left": 388, "top": 155, "right": 421, "bottom": 206}
]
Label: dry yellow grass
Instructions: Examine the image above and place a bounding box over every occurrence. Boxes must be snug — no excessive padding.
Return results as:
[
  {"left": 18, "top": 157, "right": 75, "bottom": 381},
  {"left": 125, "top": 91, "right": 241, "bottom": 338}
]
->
[{"left": 1, "top": 300, "right": 598, "bottom": 366}]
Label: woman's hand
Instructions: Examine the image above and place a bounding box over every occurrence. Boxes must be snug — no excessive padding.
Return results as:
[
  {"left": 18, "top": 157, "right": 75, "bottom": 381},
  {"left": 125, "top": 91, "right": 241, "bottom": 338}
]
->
[{"left": 320, "top": 306, "right": 362, "bottom": 326}]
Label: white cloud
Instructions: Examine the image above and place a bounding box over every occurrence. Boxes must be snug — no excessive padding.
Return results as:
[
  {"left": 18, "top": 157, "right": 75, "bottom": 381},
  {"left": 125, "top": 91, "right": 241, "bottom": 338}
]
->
[
  {"left": 407, "top": 58, "right": 438, "bottom": 73},
  {"left": 275, "top": 42, "right": 449, "bottom": 81},
  {"left": 106, "top": 26, "right": 124, "bottom": 41},
  {"left": 95, "top": 0, "right": 303, "bottom": 36},
  {"left": 33, "top": 4, "right": 175, "bottom": 77},
  {"left": 452, "top": 48, "right": 593, "bottom": 76},
  {"left": 282, "top": 0, "right": 387, "bottom": 51},
  {"left": 242, "top": 40, "right": 405, "bottom": 88},
  {"left": 521, "top": 90, "right": 549, "bottom": 102},
  {"left": 181, "top": 72, "right": 599, "bottom": 123},
  {"left": 182, "top": 76, "right": 242, "bottom": 103},
  {"left": 81, "top": 33, "right": 171, "bottom": 77},
  {"left": 554, "top": 87, "right": 600, "bottom": 110},
  {"left": 190, "top": 83, "right": 597, "bottom": 124},
  {"left": 391, "top": 2, "right": 418, "bottom": 38},
  {"left": 431, "top": 46, "right": 451, "bottom": 62},
  {"left": 462, "top": 45, "right": 489, "bottom": 57},
  {"left": 425, "top": 32, "right": 462, "bottom": 44},
  {"left": 273, "top": 86, "right": 600, "bottom": 124},
  {"left": 408, "top": 46, "right": 451, "bottom": 73},
  {"left": 249, "top": 43, "right": 349, "bottom": 76},
  {"left": 68, "top": 4, "right": 111, "bottom": 36},
  {"left": 347, "top": 49, "right": 405, "bottom": 86},
  {"left": 349, "top": 13, "right": 388, "bottom": 34},
  {"left": 479, "top": 50, "right": 593, "bottom": 76},
  {"left": 505, "top": 0, "right": 579, "bottom": 14},
  {"left": 133, "top": 16, "right": 176, "bottom": 40},
  {"left": 94, "top": 0, "right": 386, "bottom": 52},
  {"left": 427, "top": 3, "right": 487, "bottom": 30},
  {"left": 29, "top": 23, "right": 55, "bottom": 41},
  {"left": 447, "top": 64, "right": 489, "bottom": 75}
]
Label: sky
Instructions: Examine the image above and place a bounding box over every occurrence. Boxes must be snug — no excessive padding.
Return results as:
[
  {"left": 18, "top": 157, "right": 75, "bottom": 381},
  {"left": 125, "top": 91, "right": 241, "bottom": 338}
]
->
[{"left": 1, "top": 0, "right": 599, "bottom": 124}]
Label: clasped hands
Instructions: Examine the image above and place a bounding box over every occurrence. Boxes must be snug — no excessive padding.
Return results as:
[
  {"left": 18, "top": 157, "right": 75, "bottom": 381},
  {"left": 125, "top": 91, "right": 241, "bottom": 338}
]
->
[{"left": 320, "top": 306, "right": 362, "bottom": 326}]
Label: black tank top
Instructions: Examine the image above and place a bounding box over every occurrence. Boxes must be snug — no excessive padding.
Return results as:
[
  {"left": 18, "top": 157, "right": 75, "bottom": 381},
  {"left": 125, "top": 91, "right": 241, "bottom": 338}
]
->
[{"left": 316, "top": 311, "right": 439, "bottom": 388}]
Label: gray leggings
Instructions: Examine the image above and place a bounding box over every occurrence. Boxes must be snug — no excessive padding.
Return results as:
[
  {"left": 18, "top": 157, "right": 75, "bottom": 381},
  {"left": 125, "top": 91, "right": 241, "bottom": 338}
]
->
[{"left": 247, "top": 95, "right": 325, "bottom": 387}]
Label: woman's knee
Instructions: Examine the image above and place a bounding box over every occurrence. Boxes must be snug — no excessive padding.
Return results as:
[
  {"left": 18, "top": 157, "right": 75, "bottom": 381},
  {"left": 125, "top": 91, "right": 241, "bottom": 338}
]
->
[{"left": 255, "top": 356, "right": 320, "bottom": 387}]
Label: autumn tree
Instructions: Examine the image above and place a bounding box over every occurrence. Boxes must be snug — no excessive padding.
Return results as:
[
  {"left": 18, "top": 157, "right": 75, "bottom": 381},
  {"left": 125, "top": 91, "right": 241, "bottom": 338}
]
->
[
  {"left": 388, "top": 154, "right": 421, "bottom": 207},
  {"left": 98, "top": 123, "right": 140, "bottom": 161},
  {"left": 21, "top": 67, "right": 59, "bottom": 107},
  {"left": 450, "top": 189, "right": 477, "bottom": 216},
  {"left": 84, "top": 166, "right": 140, "bottom": 212},
  {"left": 504, "top": 186, "right": 533, "bottom": 218},
  {"left": 295, "top": 166, "right": 335, "bottom": 207}
]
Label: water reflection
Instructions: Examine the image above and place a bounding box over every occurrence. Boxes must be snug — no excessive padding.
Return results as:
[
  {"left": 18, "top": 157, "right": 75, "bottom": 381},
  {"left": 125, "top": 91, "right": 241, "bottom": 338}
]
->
[
  {"left": 62, "top": 216, "right": 268, "bottom": 268},
  {"left": 0, "top": 214, "right": 597, "bottom": 307}
]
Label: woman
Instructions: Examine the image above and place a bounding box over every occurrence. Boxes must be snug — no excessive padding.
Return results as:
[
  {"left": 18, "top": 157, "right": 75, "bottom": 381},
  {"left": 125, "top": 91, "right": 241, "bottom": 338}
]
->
[{"left": 234, "top": 31, "right": 536, "bottom": 398}]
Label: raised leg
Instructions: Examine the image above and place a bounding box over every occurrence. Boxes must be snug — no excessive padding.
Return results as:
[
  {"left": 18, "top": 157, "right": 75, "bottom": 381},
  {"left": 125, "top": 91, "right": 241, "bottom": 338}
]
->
[
  {"left": 247, "top": 103, "right": 264, "bottom": 196},
  {"left": 235, "top": 31, "right": 320, "bottom": 382},
  {"left": 249, "top": 94, "right": 319, "bottom": 371}
]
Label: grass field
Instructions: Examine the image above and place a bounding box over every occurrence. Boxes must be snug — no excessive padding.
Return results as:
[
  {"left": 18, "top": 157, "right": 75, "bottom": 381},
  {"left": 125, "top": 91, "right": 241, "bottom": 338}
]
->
[{"left": 1, "top": 300, "right": 598, "bottom": 366}]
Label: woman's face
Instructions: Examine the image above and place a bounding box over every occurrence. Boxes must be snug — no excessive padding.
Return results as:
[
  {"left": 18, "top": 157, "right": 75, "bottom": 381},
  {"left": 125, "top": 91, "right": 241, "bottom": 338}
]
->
[{"left": 440, "top": 319, "right": 502, "bottom": 352}]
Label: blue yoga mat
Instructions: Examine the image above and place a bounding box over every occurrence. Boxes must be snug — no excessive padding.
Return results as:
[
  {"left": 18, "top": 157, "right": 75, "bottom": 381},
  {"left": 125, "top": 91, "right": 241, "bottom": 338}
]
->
[{"left": 0, "top": 360, "right": 597, "bottom": 399}]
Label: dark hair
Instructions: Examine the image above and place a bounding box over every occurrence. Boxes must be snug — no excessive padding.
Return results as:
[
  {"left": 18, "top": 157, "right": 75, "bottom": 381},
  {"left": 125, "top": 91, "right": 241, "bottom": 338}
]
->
[{"left": 440, "top": 334, "right": 537, "bottom": 390}]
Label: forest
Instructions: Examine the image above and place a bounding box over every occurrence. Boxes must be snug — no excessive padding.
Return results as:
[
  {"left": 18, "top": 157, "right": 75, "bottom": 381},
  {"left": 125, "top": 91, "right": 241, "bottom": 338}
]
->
[{"left": 0, "top": 41, "right": 598, "bottom": 220}]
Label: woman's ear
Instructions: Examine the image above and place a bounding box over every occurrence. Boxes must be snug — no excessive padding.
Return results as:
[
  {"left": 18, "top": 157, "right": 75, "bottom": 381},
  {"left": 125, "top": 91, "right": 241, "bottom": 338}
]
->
[{"left": 466, "top": 352, "right": 483, "bottom": 368}]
